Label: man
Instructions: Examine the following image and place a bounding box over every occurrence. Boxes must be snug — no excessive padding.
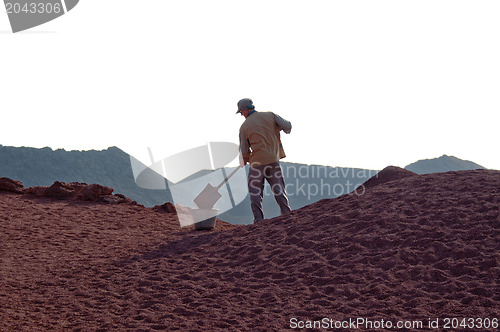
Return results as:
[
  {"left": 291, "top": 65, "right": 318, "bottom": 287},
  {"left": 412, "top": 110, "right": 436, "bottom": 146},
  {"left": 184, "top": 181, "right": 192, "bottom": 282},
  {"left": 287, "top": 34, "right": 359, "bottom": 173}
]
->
[{"left": 237, "top": 98, "right": 292, "bottom": 223}]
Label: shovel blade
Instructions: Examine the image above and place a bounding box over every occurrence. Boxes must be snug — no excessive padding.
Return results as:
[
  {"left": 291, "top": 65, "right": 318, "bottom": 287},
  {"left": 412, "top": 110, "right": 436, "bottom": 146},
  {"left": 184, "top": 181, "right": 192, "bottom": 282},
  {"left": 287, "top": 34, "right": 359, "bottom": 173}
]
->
[{"left": 193, "top": 183, "right": 222, "bottom": 209}]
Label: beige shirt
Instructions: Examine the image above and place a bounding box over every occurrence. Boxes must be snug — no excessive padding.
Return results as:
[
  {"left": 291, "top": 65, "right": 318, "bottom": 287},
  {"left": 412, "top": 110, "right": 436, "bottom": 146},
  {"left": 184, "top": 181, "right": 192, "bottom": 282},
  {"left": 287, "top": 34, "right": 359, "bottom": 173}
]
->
[{"left": 239, "top": 111, "right": 292, "bottom": 167}]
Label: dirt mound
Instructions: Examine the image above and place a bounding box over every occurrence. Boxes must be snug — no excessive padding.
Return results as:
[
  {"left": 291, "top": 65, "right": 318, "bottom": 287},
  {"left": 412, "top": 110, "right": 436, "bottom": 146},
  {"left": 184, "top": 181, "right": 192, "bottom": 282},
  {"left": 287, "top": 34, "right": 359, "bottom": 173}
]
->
[
  {"left": 0, "top": 170, "right": 498, "bottom": 330},
  {"left": 0, "top": 177, "right": 138, "bottom": 205},
  {"left": 26, "top": 181, "right": 135, "bottom": 204},
  {"left": 152, "top": 202, "right": 177, "bottom": 213},
  {"left": 0, "top": 177, "right": 25, "bottom": 194},
  {"left": 362, "top": 165, "right": 417, "bottom": 189}
]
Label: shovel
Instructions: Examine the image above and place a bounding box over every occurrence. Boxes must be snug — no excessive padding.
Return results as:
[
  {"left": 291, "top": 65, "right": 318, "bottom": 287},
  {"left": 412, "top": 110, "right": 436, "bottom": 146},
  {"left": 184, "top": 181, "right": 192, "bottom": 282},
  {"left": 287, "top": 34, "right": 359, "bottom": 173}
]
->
[{"left": 193, "top": 165, "right": 242, "bottom": 209}]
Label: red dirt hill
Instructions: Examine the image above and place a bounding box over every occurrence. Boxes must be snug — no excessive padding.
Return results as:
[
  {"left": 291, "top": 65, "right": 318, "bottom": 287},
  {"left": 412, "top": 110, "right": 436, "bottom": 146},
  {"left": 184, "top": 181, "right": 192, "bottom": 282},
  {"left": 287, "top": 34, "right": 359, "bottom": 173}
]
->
[
  {"left": 0, "top": 170, "right": 498, "bottom": 330},
  {"left": 361, "top": 165, "right": 417, "bottom": 189}
]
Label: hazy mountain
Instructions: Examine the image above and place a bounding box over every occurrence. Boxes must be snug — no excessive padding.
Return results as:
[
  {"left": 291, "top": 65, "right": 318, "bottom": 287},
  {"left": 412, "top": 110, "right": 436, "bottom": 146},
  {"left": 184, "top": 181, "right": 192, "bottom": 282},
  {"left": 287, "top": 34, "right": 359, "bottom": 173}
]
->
[
  {"left": 0, "top": 145, "right": 173, "bottom": 206},
  {"left": 404, "top": 155, "right": 485, "bottom": 174}
]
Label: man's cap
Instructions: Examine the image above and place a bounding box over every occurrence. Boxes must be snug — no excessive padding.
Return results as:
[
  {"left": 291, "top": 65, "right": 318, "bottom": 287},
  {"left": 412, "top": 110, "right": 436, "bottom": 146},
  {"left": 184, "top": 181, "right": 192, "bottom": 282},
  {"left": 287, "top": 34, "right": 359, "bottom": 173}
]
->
[{"left": 236, "top": 98, "right": 254, "bottom": 114}]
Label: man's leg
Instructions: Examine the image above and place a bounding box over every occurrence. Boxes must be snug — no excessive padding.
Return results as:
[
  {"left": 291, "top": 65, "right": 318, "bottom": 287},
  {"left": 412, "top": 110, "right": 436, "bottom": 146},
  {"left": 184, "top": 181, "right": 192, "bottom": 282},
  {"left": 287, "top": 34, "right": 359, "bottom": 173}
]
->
[
  {"left": 248, "top": 165, "right": 265, "bottom": 222},
  {"left": 265, "top": 162, "right": 292, "bottom": 216}
]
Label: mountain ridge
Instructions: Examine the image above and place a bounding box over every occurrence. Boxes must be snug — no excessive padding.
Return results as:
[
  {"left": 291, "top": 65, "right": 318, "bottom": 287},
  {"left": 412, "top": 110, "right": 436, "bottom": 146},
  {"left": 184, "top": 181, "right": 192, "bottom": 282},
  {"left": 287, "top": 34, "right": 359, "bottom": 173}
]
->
[{"left": 405, "top": 154, "right": 485, "bottom": 174}]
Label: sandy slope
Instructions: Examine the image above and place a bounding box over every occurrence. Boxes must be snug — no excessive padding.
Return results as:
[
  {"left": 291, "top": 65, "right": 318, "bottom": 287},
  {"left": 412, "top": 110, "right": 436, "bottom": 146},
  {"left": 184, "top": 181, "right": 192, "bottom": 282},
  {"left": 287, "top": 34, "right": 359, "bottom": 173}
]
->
[{"left": 0, "top": 168, "right": 498, "bottom": 331}]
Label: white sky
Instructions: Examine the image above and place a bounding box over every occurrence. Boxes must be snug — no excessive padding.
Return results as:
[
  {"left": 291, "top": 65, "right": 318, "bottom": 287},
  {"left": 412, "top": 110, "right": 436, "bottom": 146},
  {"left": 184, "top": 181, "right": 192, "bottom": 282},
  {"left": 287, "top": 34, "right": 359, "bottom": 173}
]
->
[{"left": 1, "top": 0, "right": 499, "bottom": 170}]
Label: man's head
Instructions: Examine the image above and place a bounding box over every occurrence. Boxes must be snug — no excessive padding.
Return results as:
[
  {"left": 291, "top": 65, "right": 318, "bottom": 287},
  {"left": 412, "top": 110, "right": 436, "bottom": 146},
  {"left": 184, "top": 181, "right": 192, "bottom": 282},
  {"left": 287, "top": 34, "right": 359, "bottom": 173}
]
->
[{"left": 236, "top": 98, "right": 255, "bottom": 118}]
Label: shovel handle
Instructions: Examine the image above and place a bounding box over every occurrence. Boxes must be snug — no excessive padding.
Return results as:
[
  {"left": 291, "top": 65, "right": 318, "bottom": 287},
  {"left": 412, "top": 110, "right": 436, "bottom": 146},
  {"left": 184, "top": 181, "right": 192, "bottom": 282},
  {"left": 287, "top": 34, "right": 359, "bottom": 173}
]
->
[{"left": 215, "top": 165, "right": 242, "bottom": 191}]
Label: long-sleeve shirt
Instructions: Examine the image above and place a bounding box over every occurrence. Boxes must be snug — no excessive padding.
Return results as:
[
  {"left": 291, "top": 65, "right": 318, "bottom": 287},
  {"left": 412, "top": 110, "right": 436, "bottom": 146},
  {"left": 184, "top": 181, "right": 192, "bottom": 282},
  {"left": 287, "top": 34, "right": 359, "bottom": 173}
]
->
[{"left": 239, "top": 111, "right": 292, "bottom": 167}]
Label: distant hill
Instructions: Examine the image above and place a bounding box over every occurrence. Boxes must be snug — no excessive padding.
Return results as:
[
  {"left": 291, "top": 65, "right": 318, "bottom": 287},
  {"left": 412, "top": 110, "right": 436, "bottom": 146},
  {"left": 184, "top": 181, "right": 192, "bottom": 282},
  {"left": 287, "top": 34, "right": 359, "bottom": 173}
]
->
[
  {"left": 405, "top": 155, "right": 485, "bottom": 174},
  {"left": 0, "top": 145, "right": 173, "bottom": 206}
]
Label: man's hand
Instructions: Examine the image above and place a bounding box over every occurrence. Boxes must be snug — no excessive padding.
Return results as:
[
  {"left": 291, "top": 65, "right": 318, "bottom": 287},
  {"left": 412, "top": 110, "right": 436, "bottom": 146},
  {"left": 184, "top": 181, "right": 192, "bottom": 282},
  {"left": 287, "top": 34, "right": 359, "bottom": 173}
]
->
[
  {"left": 274, "top": 113, "right": 292, "bottom": 134},
  {"left": 239, "top": 153, "right": 248, "bottom": 167}
]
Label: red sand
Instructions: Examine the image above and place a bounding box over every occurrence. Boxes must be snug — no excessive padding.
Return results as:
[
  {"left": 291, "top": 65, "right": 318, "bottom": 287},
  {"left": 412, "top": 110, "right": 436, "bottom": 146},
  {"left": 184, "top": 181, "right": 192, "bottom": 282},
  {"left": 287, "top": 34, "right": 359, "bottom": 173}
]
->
[{"left": 0, "top": 169, "right": 498, "bottom": 331}]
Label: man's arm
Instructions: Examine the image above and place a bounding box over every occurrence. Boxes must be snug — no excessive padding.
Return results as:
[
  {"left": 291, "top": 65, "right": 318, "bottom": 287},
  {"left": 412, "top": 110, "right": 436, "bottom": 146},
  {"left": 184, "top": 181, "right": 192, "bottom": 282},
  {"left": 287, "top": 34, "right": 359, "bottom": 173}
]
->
[
  {"left": 274, "top": 113, "right": 292, "bottom": 134},
  {"left": 239, "top": 129, "right": 251, "bottom": 164}
]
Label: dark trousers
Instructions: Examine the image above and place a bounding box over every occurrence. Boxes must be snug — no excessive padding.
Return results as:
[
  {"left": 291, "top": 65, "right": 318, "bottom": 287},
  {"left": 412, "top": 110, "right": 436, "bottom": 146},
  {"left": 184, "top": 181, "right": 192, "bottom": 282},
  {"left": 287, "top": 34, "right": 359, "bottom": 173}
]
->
[{"left": 248, "top": 161, "right": 291, "bottom": 222}]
